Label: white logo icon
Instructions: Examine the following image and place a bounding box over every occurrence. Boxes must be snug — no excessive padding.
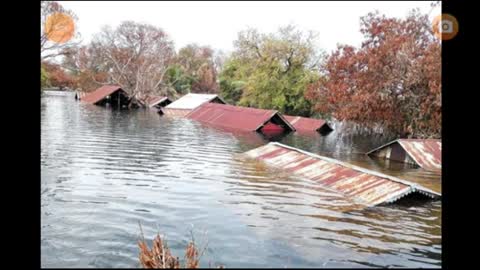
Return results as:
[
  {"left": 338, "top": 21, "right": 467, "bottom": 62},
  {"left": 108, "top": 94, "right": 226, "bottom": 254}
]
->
[{"left": 440, "top": 20, "right": 453, "bottom": 33}]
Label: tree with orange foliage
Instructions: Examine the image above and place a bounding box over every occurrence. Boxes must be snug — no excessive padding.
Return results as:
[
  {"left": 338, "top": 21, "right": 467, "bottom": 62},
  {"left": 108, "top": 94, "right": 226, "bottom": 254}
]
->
[
  {"left": 305, "top": 10, "right": 441, "bottom": 138},
  {"left": 42, "top": 61, "right": 75, "bottom": 90}
]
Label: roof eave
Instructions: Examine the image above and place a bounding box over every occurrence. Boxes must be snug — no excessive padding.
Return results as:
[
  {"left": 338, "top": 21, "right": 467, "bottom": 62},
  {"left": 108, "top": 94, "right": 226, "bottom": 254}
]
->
[
  {"left": 254, "top": 111, "right": 296, "bottom": 132},
  {"left": 149, "top": 97, "right": 169, "bottom": 107},
  {"left": 366, "top": 139, "right": 401, "bottom": 155}
]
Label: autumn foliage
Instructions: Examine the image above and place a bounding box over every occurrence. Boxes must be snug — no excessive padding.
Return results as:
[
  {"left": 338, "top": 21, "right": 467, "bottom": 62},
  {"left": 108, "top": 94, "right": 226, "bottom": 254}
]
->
[
  {"left": 175, "top": 44, "right": 220, "bottom": 94},
  {"left": 41, "top": 2, "right": 441, "bottom": 138},
  {"left": 305, "top": 10, "right": 441, "bottom": 138},
  {"left": 42, "top": 61, "right": 75, "bottom": 90}
]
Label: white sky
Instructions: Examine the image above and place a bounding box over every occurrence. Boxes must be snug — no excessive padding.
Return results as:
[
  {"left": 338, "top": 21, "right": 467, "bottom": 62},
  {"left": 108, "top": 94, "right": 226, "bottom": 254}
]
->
[{"left": 59, "top": 1, "right": 440, "bottom": 54}]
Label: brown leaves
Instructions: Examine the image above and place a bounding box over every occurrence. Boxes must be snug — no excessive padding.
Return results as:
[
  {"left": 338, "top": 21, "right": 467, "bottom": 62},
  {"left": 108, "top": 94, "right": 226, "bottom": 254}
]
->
[
  {"left": 42, "top": 61, "right": 75, "bottom": 89},
  {"left": 176, "top": 44, "right": 220, "bottom": 94},
  {"left": 192, "top": 64, "right": 219, "bottom": 93},
  {"left": 305, "top": 10, "right": 441, "bottom": 138}
]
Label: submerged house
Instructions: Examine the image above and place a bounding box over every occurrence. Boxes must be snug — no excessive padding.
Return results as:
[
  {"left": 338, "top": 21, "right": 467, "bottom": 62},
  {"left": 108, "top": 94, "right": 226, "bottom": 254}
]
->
[
  {"left": 283, "top": 115, "right": 333, "bottom": 134},
  {"left": 161, "top": 93, "right": 226, "bottom": 117},
  {"left": 244, "top": 142, "right": 440, "bottom": 207},
  {"left": 145, "top": 96, "right": 172, "bottom": 109},
  {"left": 185, "top": 103, "right": 295, "bottom": 135},
  {"left": 81, "top": 85, "right": 131, "bottom": 108},
  {"left": 367, "top": 139, "right": 442, "bottom": 171}
]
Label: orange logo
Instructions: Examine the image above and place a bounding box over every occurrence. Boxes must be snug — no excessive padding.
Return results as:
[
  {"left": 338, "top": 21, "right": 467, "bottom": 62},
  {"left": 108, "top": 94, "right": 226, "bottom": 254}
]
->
[
  {"left": 44, "top": 12, "right": 75, "bottom": 43},
  {"left": 432, "top": 14, "right": 458, "bottom": 40}
]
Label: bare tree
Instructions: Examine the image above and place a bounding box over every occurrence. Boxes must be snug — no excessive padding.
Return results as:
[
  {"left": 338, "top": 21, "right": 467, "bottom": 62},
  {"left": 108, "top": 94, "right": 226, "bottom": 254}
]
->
[
  {"left": 91, "top": 21, "right": 175, "bottom": 98},
  {"left": 213, "top": 50, "right": 227, "bottom": 74}
]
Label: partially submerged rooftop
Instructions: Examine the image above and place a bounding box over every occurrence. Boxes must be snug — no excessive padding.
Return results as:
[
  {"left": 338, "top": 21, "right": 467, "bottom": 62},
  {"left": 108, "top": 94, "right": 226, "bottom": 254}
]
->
[
  {"left": 81, "top": 85, "right": 130, "bottom": 107},
  {"left": 367, "top": 139, "right": 441, "bottom": 171},
  {"left": 283, "top": 115, "right": 333, "bottom": 134},
  {"left": 185, "top": 103, "right": 295, "bottom": 134},
  {"left": 244, "top": 142, "right": 440, "bottom": 207},
  {"left": 162, "top": 93, "right": 226, "bottom": 116},
  {"left": 145, "top": 96, "right": 172, "bottom": 108}
]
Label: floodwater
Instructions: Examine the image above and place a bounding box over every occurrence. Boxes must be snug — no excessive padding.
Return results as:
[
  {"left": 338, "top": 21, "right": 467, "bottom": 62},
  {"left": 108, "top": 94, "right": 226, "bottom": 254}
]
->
[{"left": 41, "top": 91, "right": 441, "bottom": 268}]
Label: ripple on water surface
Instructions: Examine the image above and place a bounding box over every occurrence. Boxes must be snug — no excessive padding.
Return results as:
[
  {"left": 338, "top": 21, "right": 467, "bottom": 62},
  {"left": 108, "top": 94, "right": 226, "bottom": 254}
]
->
[{"left": 41, "top": 92, "right": 441, "bottom": 268}]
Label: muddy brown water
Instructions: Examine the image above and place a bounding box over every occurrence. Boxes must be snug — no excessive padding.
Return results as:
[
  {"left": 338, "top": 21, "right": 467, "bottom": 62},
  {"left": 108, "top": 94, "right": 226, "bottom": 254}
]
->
[{"left": 41, "top": 91, "right": 441, "bottom": 268}]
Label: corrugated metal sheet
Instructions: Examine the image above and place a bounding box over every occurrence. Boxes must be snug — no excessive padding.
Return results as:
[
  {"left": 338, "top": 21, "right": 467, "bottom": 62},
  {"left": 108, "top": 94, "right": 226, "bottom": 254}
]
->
[
  {"left": 244, "top": 142, "right": 440, "bottom": 206},
  {"left": 283, "top": 115, "right": 332, "bottom": 133},
  {"left": 164, "top": 93, "right": 225, "bottom": 110},
  {"left": 185, "top": 103, "right": 295, "bottom": 132},
  {"left": 146, "top": 96, "right": 171, "bottom": 108},
  {"left": 163, "top": 93, "right": 226, "bottom": 116},
  {"left": 367, "top": 139, "right": 441, "bottom": 171},
  {"left": 161, "top": 108, "right": 194, "bottom": 117},
  {"left": 81, "top": 85, "right": 125, "bottom": 104}
]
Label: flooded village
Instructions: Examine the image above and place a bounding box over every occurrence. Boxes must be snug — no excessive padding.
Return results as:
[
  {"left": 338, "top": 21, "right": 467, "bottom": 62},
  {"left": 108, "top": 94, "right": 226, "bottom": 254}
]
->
[{"left": 41, "top": 1, "right": 443, "bottom": 268}]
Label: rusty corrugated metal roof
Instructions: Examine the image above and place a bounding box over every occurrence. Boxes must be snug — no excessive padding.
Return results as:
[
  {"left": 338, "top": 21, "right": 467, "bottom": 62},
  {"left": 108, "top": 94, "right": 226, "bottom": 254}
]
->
[
  {"left": 185, "top": 103, "right": 295, "bottom": 132},
  {"left": 283, "top": 115, "right": 332, "bottom": 133},
  {"left": 165, "top": 93, "right": 225, "bottom": 110},
  {"left": 367, "top": 139, "right": 441, "bottom": 171},
  {"left": 244, "top": 142, "right": 440, "bottom": 206},
  {"left": 81, "top": 85, "right": 125, "bottom": 104},
  {"left": 145, "top": 96, "right": 171, "bottom": 108}
]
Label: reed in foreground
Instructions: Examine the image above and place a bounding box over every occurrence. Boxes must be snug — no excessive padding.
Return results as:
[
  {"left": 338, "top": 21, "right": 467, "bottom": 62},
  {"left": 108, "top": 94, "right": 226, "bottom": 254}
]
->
[
  {"left": 138, "top": 223, "right": 222, "bottom": 268},
  {"left": 138, "top": 233, "right": 198, "bottom": 268}
]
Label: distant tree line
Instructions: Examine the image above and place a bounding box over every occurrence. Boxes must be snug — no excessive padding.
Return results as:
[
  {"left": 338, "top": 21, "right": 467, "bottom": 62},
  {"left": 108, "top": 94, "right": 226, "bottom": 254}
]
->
[{"left": 41, "top": 2, "right": 440, "bottom": 138}]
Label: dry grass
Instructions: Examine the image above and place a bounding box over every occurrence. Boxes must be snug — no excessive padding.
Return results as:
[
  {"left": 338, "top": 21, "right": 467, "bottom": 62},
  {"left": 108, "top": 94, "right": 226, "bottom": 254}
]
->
[
  {"left": 138, "top": 223, "right": 223, "bottom": 268},
  {"left": 139, "top": 234, "right": 180, "bottom": 268}
]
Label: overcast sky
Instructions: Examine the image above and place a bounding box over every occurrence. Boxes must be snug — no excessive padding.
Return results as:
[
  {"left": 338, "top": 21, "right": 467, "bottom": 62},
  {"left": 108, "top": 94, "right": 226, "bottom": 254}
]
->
[{"left": 59, "top": 1, "right": 440, "bottom": 54}]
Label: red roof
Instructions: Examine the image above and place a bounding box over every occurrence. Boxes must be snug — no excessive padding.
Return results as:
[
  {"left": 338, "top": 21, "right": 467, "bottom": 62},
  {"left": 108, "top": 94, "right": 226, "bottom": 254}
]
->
[
  {"left": 81, "top": 85, "right": 125, "bottom": 104},
  {"left": 185, "top": 103, "right": 295, "bottom": 132},
  {"left": 283, "top": 115, "right": 331, "bottom": 132}
]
